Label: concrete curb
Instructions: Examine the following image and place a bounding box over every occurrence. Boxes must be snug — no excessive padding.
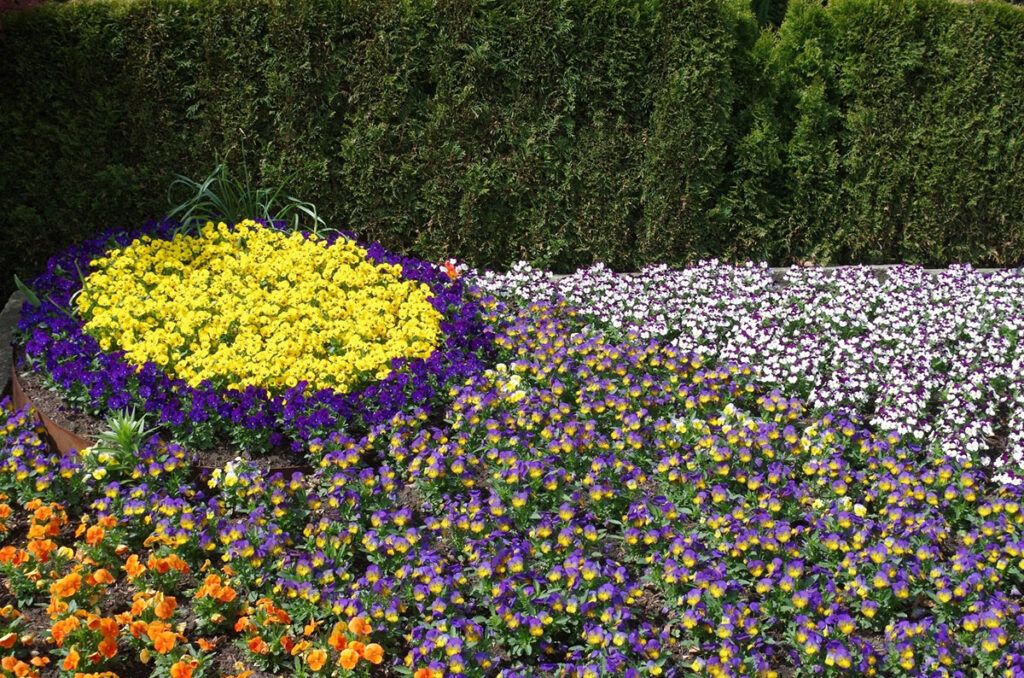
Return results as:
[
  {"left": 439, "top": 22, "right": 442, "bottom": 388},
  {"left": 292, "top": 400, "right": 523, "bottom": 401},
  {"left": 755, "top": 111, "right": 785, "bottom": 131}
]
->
[{"left": 1, "top": 291, "right": 24, "bottom": 397}]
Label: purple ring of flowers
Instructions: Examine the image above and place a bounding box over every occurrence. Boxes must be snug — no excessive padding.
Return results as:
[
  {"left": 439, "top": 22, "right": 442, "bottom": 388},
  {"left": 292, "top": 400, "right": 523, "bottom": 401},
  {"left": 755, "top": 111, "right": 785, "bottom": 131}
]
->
[{"left": 15, "top": 218, "right": 495, "bottom": 454}]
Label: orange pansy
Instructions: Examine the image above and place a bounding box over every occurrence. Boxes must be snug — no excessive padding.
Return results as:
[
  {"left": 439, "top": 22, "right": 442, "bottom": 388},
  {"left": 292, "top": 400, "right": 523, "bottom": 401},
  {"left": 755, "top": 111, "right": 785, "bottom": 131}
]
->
[
  {"left": 290, "top": 640, "right": 314, "bottom": 656},
  {"left": 85, "top": 525, "right": 105, "bottom": 547},
  {"left": 363, "top": 643, "right": 384, "bottom": 665},
  {"left": 62, "top": 647, "right": 80, "bottom": 671},
  {"left": 339, "top": 648, "right": 359, "bottom": 670},
  {"left": 152, "top": 631, "right": 177, "bottom": 654},
  {"left": 348, "top": 617, "right": 372, "bottom": 636},
  {"left": 124, "top": 555, "right": 146, "bottom": 578},
  {"left": 216, "top": 586, "right": 237, "bottom": 603},
  {"left": 197, "top": 574, "right": 222, "bottom": 598},
  {"left": 51, "top": 572, "right": 82, "bottom": 599},
  {"left": 98, "top": 635, "right": 118, "bottom": 659},
  {"left": 87, "top": 616, "right": 118, "bottom": 638},
  {"left": 26, "top": 539, "right": 56, "bottom": 562},
  {"left": 50, "top": 616, "right": 81, "bottom": 646},
  {"left": 147, "top": 555, "right": 169, "bottom": 574},
  {"left": 306, "top": 648, "right": 327, "bottom": 671},
  {"left": 196, "top": 637, "right": 218, "bottom": 652},
  {"left": 268, "top": 608, "right": 290, "bottom": 625},
  {"left": 327, "top": 624, "right": 347, "bottom": 652},
  {"left": 154, "top": 596, "right": 177, "bottom": 620},
  {"left": 170, "top": 660, "right": 195, "bottom": 678},
  {"left": 247, "top": 637, "right": 269, "bottom": 654},
  {"left": 91, "top": 568, "right": 115, "bottom": 586}
]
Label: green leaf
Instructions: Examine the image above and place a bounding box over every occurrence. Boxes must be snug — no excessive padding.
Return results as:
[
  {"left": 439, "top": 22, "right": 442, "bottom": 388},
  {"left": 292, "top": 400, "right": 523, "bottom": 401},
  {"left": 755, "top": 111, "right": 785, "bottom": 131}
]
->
[{"left": 13, "top": 274, "right": 41, "bottom": 307}]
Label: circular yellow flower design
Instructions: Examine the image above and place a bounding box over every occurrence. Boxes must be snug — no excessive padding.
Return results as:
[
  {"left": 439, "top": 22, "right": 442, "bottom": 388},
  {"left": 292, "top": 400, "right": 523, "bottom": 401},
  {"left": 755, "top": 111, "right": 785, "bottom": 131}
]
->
[{"left": 76, "top": 220, "right": 442, "bottom": 393}]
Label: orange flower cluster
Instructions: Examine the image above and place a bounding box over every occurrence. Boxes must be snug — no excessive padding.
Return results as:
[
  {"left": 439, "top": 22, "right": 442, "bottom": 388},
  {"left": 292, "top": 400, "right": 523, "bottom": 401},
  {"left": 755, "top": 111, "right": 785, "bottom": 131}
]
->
[
  {"left": 0, "top": 654, "right": 45, "bottom": 678},
  {"left": 124, "top": 550, "right": 191, "bottom": 583},
  {"left": 130, "top": 591, "right": 178, "bottom": 621},
  {"left": 32, "top": 504, "right": 202, "bottom": 676},
  {"left": 322, "top": 617, "right": 385, "bottom": 670},
  {"left": 49, "top": 616, "right": 80, "bottom": 646},
  {"left": 0, "top": 497, "right": 11, "bottom": 536},
  {"left": 47, "top": 558, "right": 116, "bottom": 619},
  {"left": 143, "top": 620, "right": 183, "bottom": 655},
  {"left": 234, "top": 601, "right": 384, "bottom": 673},
  {"left": 3, "top": 500, "right": 69, "bottom": 567},
  {"left": 196, "top": 573, "right": 237, "bottom": 603},
  {"left": 193, "top": 569, "right": 244, "bottom": 629},
  {"left": 0, "top": 456, "right": 388, "bottom": 678},
  {"left": 0, "top": 547, "right": 27, "bottom": 569},
  {"left": 53, "top": 611, "right": 120, "bottom": 673},
  {"left": 74, "top": 515, "right": 117, "bottom": 548},
  {"left": 147, "top": 553, "right": 190, "bottom": 576},
  {"left": 0, "top": 604, "right": 46, "bottom": 678}
]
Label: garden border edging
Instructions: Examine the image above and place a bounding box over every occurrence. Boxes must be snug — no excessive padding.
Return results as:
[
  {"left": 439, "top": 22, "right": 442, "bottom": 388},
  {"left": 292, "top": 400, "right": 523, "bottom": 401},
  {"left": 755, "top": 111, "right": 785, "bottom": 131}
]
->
[{"left": 0, "top": 291, "right": 23, "bottom": 397}]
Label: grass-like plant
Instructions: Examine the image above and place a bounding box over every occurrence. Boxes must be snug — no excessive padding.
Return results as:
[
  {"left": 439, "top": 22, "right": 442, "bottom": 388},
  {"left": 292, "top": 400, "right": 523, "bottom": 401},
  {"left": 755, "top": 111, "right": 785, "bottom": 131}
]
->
[
  {"left": 166, "top": 161, "right": 329, "bottom": 236},
  {"left": 92, "top": 408, "right": 154, "bottom": 458}
]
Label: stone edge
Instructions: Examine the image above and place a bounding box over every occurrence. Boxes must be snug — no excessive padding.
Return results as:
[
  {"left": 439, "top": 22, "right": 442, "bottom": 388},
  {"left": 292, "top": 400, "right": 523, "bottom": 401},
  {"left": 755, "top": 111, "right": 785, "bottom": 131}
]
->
[{"left": 1, "top": 291, "right": 24, "bottom": 397}]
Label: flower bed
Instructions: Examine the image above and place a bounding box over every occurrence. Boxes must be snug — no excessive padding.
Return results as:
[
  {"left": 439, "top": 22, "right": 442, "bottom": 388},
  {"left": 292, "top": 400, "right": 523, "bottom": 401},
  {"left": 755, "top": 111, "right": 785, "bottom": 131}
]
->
[
  {"left": 4, "top": 234, "right": 1024, "bottom": 677},
  {"left": 474, "top": 261, "right": 1024, "bottom": 484},
  {"left": 76, "top": 220, "right": 443, "bottom": 395},
  {"left": 16, "top": 219, "right": 493, "bottom": 456}
]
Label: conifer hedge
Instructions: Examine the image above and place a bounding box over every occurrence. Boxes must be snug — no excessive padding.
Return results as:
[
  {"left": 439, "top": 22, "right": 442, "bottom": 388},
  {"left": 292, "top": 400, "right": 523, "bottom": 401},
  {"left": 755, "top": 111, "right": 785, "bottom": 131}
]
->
[{"left": 1, "top": 0, "right": 1023, "bottom": 300}]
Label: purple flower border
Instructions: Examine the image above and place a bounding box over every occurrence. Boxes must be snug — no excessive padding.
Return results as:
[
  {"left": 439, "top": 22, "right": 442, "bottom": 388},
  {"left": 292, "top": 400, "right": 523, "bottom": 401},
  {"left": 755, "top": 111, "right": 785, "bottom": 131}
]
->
[{"left": 15, "top": 218, "right": 494, "bottom": 454}]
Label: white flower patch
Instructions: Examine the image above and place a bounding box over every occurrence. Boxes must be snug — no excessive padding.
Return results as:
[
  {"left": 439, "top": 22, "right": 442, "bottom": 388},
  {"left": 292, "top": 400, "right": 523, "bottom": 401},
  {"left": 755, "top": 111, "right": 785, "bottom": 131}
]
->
[{"left": 469, "top": 262, "right": 1024, "bottom": 484}]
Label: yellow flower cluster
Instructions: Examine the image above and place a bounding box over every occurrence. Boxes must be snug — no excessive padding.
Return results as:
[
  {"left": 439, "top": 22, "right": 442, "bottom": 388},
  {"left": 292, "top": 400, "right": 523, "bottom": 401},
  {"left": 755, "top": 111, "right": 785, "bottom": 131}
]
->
[{"left": 76, "top": 220, "right": 442, "bottom": 393}]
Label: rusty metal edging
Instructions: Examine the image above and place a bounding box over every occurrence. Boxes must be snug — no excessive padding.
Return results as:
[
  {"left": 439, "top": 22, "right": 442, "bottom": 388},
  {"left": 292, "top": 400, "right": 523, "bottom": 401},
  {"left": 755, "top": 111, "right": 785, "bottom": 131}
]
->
[{"left": 10, "top": 364, "right": 95, "bottom": 454}]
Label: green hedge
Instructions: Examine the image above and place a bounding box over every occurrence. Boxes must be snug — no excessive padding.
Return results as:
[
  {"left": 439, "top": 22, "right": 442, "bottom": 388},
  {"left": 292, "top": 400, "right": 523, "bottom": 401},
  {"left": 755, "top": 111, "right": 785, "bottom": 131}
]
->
[
  {"left": 770, "top": 0, "right": 1024, "bottom": 266},
  {"left": 2, "top": 0, "right": 1023, "bottom": 302}
]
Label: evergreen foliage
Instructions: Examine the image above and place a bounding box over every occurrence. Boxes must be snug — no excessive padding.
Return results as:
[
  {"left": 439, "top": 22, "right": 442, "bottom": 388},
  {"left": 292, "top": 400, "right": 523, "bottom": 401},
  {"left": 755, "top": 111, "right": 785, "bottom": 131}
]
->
[{"left": 2, "top": 0, "right": 1023, "bottom": 300}]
